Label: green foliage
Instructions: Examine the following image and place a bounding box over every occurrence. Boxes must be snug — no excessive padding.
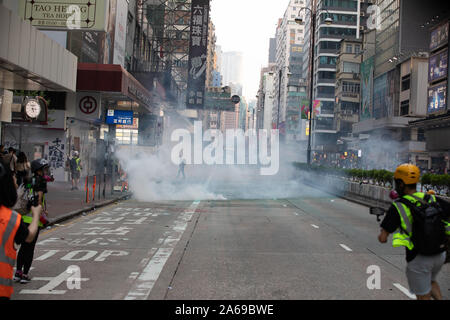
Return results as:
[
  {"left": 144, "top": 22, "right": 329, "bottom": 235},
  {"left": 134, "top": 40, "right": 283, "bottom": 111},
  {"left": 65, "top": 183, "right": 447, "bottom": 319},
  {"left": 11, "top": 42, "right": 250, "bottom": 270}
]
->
[{"left": 293, "top": 162, "right": 449, "bottom": 193}]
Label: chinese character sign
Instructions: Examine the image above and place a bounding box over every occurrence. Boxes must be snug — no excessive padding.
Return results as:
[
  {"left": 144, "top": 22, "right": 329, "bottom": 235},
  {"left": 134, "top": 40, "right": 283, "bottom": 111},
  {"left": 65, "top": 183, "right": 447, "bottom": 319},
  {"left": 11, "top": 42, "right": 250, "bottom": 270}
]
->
[{"left": 186, "top": 0, "right": 210, "bottom": 109}]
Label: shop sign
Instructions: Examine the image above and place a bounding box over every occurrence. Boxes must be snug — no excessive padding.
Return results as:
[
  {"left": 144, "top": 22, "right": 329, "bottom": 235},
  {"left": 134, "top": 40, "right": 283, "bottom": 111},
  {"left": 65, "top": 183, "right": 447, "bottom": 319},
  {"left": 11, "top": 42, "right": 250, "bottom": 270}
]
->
[{"left": 18, "top": 0, "right": 109, "bottom": 31}]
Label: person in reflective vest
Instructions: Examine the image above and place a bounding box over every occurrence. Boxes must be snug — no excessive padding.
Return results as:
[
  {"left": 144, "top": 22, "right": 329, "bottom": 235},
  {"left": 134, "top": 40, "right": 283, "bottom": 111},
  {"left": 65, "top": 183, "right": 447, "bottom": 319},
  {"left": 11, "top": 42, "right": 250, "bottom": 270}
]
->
[
  {"left": 70, "top": 151, "right": 82, "bottom": 191},
  {"left": 378, "top": 164, "right": 450, "bottom": 300},
  {"left": 15, "top": 159, "right": 49, "bottom": 285},
  {"left": 0, "top": 163, "right": 41, "bottom": 299}
]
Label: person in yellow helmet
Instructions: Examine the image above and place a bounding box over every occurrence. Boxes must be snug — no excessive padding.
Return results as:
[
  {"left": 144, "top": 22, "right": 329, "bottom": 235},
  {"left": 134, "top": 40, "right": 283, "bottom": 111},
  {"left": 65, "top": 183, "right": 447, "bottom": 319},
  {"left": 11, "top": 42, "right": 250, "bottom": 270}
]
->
[{"left": 378, "top": 164, "right": 450, "bottom": 300}]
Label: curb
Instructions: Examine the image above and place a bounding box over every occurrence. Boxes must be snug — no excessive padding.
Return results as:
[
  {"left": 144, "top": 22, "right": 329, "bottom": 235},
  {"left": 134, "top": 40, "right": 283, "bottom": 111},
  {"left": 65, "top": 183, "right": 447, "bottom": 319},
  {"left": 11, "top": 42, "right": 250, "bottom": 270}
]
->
[{"left": 47, "top": 193, "right": 131, "bottom": 226}]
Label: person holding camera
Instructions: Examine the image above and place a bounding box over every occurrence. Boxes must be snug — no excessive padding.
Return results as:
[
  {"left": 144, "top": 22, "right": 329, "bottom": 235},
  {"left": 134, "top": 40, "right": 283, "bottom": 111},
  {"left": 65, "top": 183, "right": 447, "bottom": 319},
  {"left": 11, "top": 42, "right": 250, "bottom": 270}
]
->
[
  {"left": 14, "top": 159, "right": 50, "bottom": 285},
  {"left": 0, "top": 162, "right": 42, "bottom": 300}
]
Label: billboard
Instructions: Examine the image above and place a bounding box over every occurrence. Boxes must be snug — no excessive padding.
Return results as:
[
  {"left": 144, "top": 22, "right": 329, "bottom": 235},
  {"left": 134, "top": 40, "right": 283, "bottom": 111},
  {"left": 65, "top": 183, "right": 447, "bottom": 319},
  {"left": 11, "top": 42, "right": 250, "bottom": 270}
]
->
[
  {"left": 428, "top": 82, "right": 447, "bottom": 114},
  {"left": 18, "top": 0, "right": 109, "bottom": 31},
  {"left": 430, "top": 22, "right": 449, "bottom": 52},
  {"left": 429, "top": 49, "right": 448, "bottom": 83},
  {"left": 360, "top": 57, "right": 374, "bottom": 121},
  {"left": 373, "top": 69, "right": 398, "bottom": 119},
  {"left": 186, "top": 0, "right": 210, "bottom": 109}
]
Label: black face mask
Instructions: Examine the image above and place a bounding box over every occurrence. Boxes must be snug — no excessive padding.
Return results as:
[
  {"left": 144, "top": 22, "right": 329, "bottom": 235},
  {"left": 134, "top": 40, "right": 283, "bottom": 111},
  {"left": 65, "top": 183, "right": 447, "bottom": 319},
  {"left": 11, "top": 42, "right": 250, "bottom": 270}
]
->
[{"left": 395, "top": 180, "right": 405, "bottom": 197}]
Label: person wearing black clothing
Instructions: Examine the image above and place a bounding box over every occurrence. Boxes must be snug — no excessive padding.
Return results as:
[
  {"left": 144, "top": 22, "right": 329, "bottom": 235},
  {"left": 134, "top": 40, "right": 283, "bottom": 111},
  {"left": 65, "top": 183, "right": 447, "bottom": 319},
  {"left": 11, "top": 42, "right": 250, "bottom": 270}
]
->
[
  {"left": 15, "top": 159, "right": 49, "bottom": 284},
  {"left": 381, "top": 197, "right": 450, "bottom": 262},
  {"left": 0, "top": 162, "right": 41, "bottom": 299},
  {"left": 378, "top": 164, "right": 449, "bottom": 300}
]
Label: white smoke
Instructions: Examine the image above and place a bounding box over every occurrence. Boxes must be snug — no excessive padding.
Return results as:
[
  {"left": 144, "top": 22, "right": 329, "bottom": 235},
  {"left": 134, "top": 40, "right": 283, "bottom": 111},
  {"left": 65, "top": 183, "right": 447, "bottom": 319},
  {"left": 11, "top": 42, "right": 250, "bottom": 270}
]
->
[{"left": 115, "top": 110, "right": 324, "bottom": 202}]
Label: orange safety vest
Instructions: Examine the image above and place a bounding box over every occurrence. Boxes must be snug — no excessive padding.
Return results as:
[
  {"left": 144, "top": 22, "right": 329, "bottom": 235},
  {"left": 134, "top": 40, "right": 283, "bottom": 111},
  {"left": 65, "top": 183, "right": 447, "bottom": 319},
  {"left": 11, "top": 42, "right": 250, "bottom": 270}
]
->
[{"left": 0, "top": 206, "right": 21, "bottom": 298}]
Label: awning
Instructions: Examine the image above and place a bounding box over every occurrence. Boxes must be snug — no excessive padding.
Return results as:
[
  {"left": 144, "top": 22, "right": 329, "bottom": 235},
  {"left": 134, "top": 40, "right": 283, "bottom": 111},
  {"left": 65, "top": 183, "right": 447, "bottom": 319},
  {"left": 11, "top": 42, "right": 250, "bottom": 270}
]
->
[{"left": 76, "top": 63, "right": 153, "bottom": 112}]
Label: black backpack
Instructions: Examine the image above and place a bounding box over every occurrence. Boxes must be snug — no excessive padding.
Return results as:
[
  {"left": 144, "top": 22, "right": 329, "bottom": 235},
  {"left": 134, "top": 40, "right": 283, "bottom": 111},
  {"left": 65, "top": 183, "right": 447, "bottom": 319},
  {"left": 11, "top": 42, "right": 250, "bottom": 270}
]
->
[{"left": 398, "top": 194, "right": 447, "bottom": 256}]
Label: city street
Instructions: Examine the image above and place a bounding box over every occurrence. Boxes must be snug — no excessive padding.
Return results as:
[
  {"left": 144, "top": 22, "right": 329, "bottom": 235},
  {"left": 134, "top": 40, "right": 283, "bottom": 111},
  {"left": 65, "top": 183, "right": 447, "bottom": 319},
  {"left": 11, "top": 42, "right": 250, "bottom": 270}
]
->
[{"left": 13, "top": 182, "right": 449, "bottom": 300}]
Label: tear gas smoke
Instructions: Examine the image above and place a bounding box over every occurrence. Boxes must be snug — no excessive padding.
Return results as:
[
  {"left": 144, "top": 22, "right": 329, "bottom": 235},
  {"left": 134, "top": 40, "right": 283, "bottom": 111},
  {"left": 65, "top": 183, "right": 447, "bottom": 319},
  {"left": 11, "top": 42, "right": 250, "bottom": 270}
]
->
[{"left": 115, "top": 111, "right": 323, "bottom": 202}]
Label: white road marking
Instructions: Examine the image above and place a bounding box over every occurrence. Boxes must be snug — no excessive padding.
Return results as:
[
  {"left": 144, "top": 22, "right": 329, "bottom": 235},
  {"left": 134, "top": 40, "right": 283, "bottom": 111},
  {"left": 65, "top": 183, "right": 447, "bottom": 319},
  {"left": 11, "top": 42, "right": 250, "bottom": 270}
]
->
[
  {"left": 35, "top": 250, "right": 60, "bottom": 261},
  {"left": 393, "top": 283, "right": 417, "bottom": 299},
  {"left": 311, "top": 224, "right": 319, "bottom": 229},
  {"left": 339, "top": 244, "right": 353, "bottom": 252},
  {"left": 124, "top": 201, "right": 201, "bottom": 300}
]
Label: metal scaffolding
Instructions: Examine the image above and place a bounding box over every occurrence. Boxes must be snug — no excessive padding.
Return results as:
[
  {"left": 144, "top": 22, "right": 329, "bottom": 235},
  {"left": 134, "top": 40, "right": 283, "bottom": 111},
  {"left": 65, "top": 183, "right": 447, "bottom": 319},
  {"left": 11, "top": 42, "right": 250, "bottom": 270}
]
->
[{"left": 136, "top": 0, "right": 192, "bottom": 98}]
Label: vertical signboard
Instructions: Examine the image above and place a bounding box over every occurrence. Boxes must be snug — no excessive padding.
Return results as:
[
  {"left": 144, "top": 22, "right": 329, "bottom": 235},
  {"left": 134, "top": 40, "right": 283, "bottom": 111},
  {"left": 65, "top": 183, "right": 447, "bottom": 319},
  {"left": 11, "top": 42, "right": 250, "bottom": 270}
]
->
[
  {"left": 360, "top": 56, "right": 374, "bottom": 121},
  {"left": 113, "top": 0, "right": 128, "bottom": 67},
  {"left": 186, "top": 0, "right": 210, "bottom": 109}
]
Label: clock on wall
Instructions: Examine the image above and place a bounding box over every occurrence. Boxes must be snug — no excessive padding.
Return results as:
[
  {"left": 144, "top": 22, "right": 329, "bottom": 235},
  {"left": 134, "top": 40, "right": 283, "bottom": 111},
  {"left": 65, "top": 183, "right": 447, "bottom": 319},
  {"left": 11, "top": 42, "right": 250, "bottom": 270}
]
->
[{"left": 22, "top": 97, "right": 42, "bottom": 120}]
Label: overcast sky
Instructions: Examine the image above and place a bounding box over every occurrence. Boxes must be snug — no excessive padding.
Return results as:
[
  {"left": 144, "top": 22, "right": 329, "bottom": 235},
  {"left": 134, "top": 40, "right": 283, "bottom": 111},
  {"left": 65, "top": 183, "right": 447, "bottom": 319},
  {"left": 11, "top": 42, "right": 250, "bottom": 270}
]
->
[{"left": 210, "top": 0, "right": 291, "bottom": 102}]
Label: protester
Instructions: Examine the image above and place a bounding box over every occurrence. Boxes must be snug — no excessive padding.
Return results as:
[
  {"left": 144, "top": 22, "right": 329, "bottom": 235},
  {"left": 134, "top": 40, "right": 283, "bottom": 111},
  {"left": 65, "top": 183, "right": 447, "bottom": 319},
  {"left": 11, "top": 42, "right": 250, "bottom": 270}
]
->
[
  {"left": 70, "top": 151, "right": 82, "bottom": 190},
  {"left": 1, "top": 147, "right": 16, "bottom": 174},
  {"left": 378, "top": 164, "right": 450, "bottom": 300},
  {"left": 15, "top": 159, "right": 50, "bottom": 284},
  {"left": 15, "top": 152, "right": 31, "bottom": 187},
  {"left": 0, "top": 162, "right": 41, "bottom": 300}
]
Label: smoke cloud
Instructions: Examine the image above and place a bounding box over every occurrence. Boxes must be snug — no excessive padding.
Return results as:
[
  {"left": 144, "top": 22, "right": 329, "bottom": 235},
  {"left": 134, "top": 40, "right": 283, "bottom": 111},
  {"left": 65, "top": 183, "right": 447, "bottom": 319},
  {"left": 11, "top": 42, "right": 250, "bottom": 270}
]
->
[{"left": 115, "top": 110, "right": 322, "bottom": 202}]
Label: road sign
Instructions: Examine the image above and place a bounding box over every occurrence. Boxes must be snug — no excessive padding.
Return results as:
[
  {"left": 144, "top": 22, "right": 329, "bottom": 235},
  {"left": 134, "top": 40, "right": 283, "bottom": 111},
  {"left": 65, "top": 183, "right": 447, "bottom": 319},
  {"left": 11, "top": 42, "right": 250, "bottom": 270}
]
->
[{"left": 231, "top": 95, "right": 241, "bottom": 104}]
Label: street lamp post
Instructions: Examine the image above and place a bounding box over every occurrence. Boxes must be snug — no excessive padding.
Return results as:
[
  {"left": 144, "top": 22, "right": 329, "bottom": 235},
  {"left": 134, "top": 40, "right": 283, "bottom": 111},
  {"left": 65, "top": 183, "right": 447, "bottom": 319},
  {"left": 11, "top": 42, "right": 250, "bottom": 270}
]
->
[{"left": 296, "top": 7, "right": 332, "bottom": 165}]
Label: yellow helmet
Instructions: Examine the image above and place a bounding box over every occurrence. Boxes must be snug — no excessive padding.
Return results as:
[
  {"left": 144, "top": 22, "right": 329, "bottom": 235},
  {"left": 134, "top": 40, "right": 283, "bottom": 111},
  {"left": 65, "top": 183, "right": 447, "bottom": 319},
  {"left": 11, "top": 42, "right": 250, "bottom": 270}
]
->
[
  {"left": 394, "top": 164, "right": 420, "bottom": 185},
  {"left": 427, "top": 190, "right": 436, "bottom": 195}
]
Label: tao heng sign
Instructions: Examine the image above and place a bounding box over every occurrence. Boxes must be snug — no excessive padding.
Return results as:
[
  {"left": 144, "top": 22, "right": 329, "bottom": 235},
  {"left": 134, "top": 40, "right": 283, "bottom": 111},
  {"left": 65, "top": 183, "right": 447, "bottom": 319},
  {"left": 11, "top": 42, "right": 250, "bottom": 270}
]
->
[{"left": 186, "top": 0, "right": 210, "bottom": 109}]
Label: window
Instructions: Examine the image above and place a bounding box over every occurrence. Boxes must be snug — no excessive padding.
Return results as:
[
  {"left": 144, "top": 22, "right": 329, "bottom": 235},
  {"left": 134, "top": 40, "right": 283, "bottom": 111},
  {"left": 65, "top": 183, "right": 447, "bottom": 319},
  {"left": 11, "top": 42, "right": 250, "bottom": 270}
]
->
[
  {"left": 402, "top": 75, "right": 410, "bottom": 91},
  {"left": 319, "top": 56, "right": 337, "bottom": 65},
  {"left": 342, "top": 81, "right": 360, "bottom": 93},
  {"left": 343, "top": 62, "right": 360, "bottom": 73},
  {"left": 355, "top": 45, "right": 361, "bottom": 54},
  {"left": 346, "top": 44, "right": 353, "bottom": 53},
  {"left": 418, "top": 129, "right": 426, "bottom": 142},
  {"left": 400, "top": 100, "right": 409, "bottom": 116}
]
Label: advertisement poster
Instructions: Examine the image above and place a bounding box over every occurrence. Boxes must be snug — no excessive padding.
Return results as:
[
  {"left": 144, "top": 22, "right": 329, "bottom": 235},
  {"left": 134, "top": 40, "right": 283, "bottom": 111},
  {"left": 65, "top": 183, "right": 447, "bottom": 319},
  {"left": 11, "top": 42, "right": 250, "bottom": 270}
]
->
[
  {"left": 360, "top": 57, "right": 374, "bottom": 121},
  {"left": 186, "top": 0, "right": 210, "bottom": 109},
  {"left": 373, "top": 69, "right": 398, "bottom": 119},
  {"left": 430, "top": 22, "right": 449, "bottom": 51},
  {"left": 428, "top": 82, "right": 447, "bottom": 114},
  {"left": 429, "top": 49, "right": 448, "bottom": 83}
]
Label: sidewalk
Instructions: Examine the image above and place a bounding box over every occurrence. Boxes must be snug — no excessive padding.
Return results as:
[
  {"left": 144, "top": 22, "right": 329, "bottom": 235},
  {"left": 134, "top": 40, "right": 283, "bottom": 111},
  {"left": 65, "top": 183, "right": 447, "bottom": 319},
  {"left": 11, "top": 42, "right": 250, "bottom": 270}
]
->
[{"left": 44, "top": 181, "right": 130, "bottom": 225}]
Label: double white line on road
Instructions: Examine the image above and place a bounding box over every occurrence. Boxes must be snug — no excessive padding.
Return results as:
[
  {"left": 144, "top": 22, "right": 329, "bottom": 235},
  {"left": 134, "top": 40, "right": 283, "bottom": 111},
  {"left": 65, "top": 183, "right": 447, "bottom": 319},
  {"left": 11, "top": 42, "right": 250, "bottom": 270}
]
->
[{"left": 124, "top": 201, "right": 200, "bottom": 300}]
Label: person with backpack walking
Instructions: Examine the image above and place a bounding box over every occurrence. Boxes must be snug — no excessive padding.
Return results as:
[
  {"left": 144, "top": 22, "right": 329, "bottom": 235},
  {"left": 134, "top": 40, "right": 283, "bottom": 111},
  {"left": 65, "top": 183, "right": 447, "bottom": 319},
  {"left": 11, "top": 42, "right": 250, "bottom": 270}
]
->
[
  {"left": 378, "top": 164, "right": 450, "bottom": 300},
  {"left": 14, "top": 159, "right": 50, "bottom": 284}
]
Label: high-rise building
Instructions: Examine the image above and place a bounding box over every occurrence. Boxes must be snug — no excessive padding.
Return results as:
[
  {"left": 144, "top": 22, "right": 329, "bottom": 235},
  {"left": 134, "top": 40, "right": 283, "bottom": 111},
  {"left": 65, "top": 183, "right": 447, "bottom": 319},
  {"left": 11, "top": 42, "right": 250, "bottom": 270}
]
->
[
  {"left": 274, "top": 0, "right": 305, "bottom": 136},
  {"left": 221, "top": 51, "right": 244, "bottom": 88},
  {"left": 302, "top": 0, "right": 372, "bottom": 156},
  {"left": 269, "top": 38, "right": 276, "bottom": 64}
]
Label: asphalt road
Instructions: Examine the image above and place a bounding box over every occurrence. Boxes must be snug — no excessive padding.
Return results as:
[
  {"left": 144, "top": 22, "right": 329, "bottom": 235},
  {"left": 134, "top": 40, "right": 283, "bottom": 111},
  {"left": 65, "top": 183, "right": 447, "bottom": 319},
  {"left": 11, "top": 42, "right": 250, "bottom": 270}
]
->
[{"left": 12, "top": 182, "right": 450, "bottom": 300}]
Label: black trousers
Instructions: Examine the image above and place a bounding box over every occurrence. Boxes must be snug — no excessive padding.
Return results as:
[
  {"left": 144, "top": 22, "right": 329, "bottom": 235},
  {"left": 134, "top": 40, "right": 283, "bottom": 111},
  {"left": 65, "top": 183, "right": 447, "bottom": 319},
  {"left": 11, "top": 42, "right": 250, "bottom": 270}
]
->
[{"left": 16, "top": 224, "right": 40, "bottom": 274}]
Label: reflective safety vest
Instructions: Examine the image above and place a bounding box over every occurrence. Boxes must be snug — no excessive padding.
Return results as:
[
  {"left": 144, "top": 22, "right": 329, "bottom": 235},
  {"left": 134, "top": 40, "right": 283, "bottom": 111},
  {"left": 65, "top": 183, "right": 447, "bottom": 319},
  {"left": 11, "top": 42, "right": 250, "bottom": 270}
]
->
[
  {"left": 75, "top": 158, "right": 81, "bottom": 172},
  {"left": 392, "top": 192, "right": 450, "bottom": 251},
  {"left": 22, "top": 189, "right": 45, "bottom": 228},
  {"left": 0, "top": 206, "right": 21, "bottom": 298}
]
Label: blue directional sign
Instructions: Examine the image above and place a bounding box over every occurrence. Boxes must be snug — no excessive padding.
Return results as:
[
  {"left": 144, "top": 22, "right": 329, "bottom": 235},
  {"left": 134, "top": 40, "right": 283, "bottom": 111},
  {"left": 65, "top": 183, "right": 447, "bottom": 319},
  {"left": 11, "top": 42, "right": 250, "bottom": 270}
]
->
[{"left": 106, "top": 110, "right": 134, "bottom": 125}]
